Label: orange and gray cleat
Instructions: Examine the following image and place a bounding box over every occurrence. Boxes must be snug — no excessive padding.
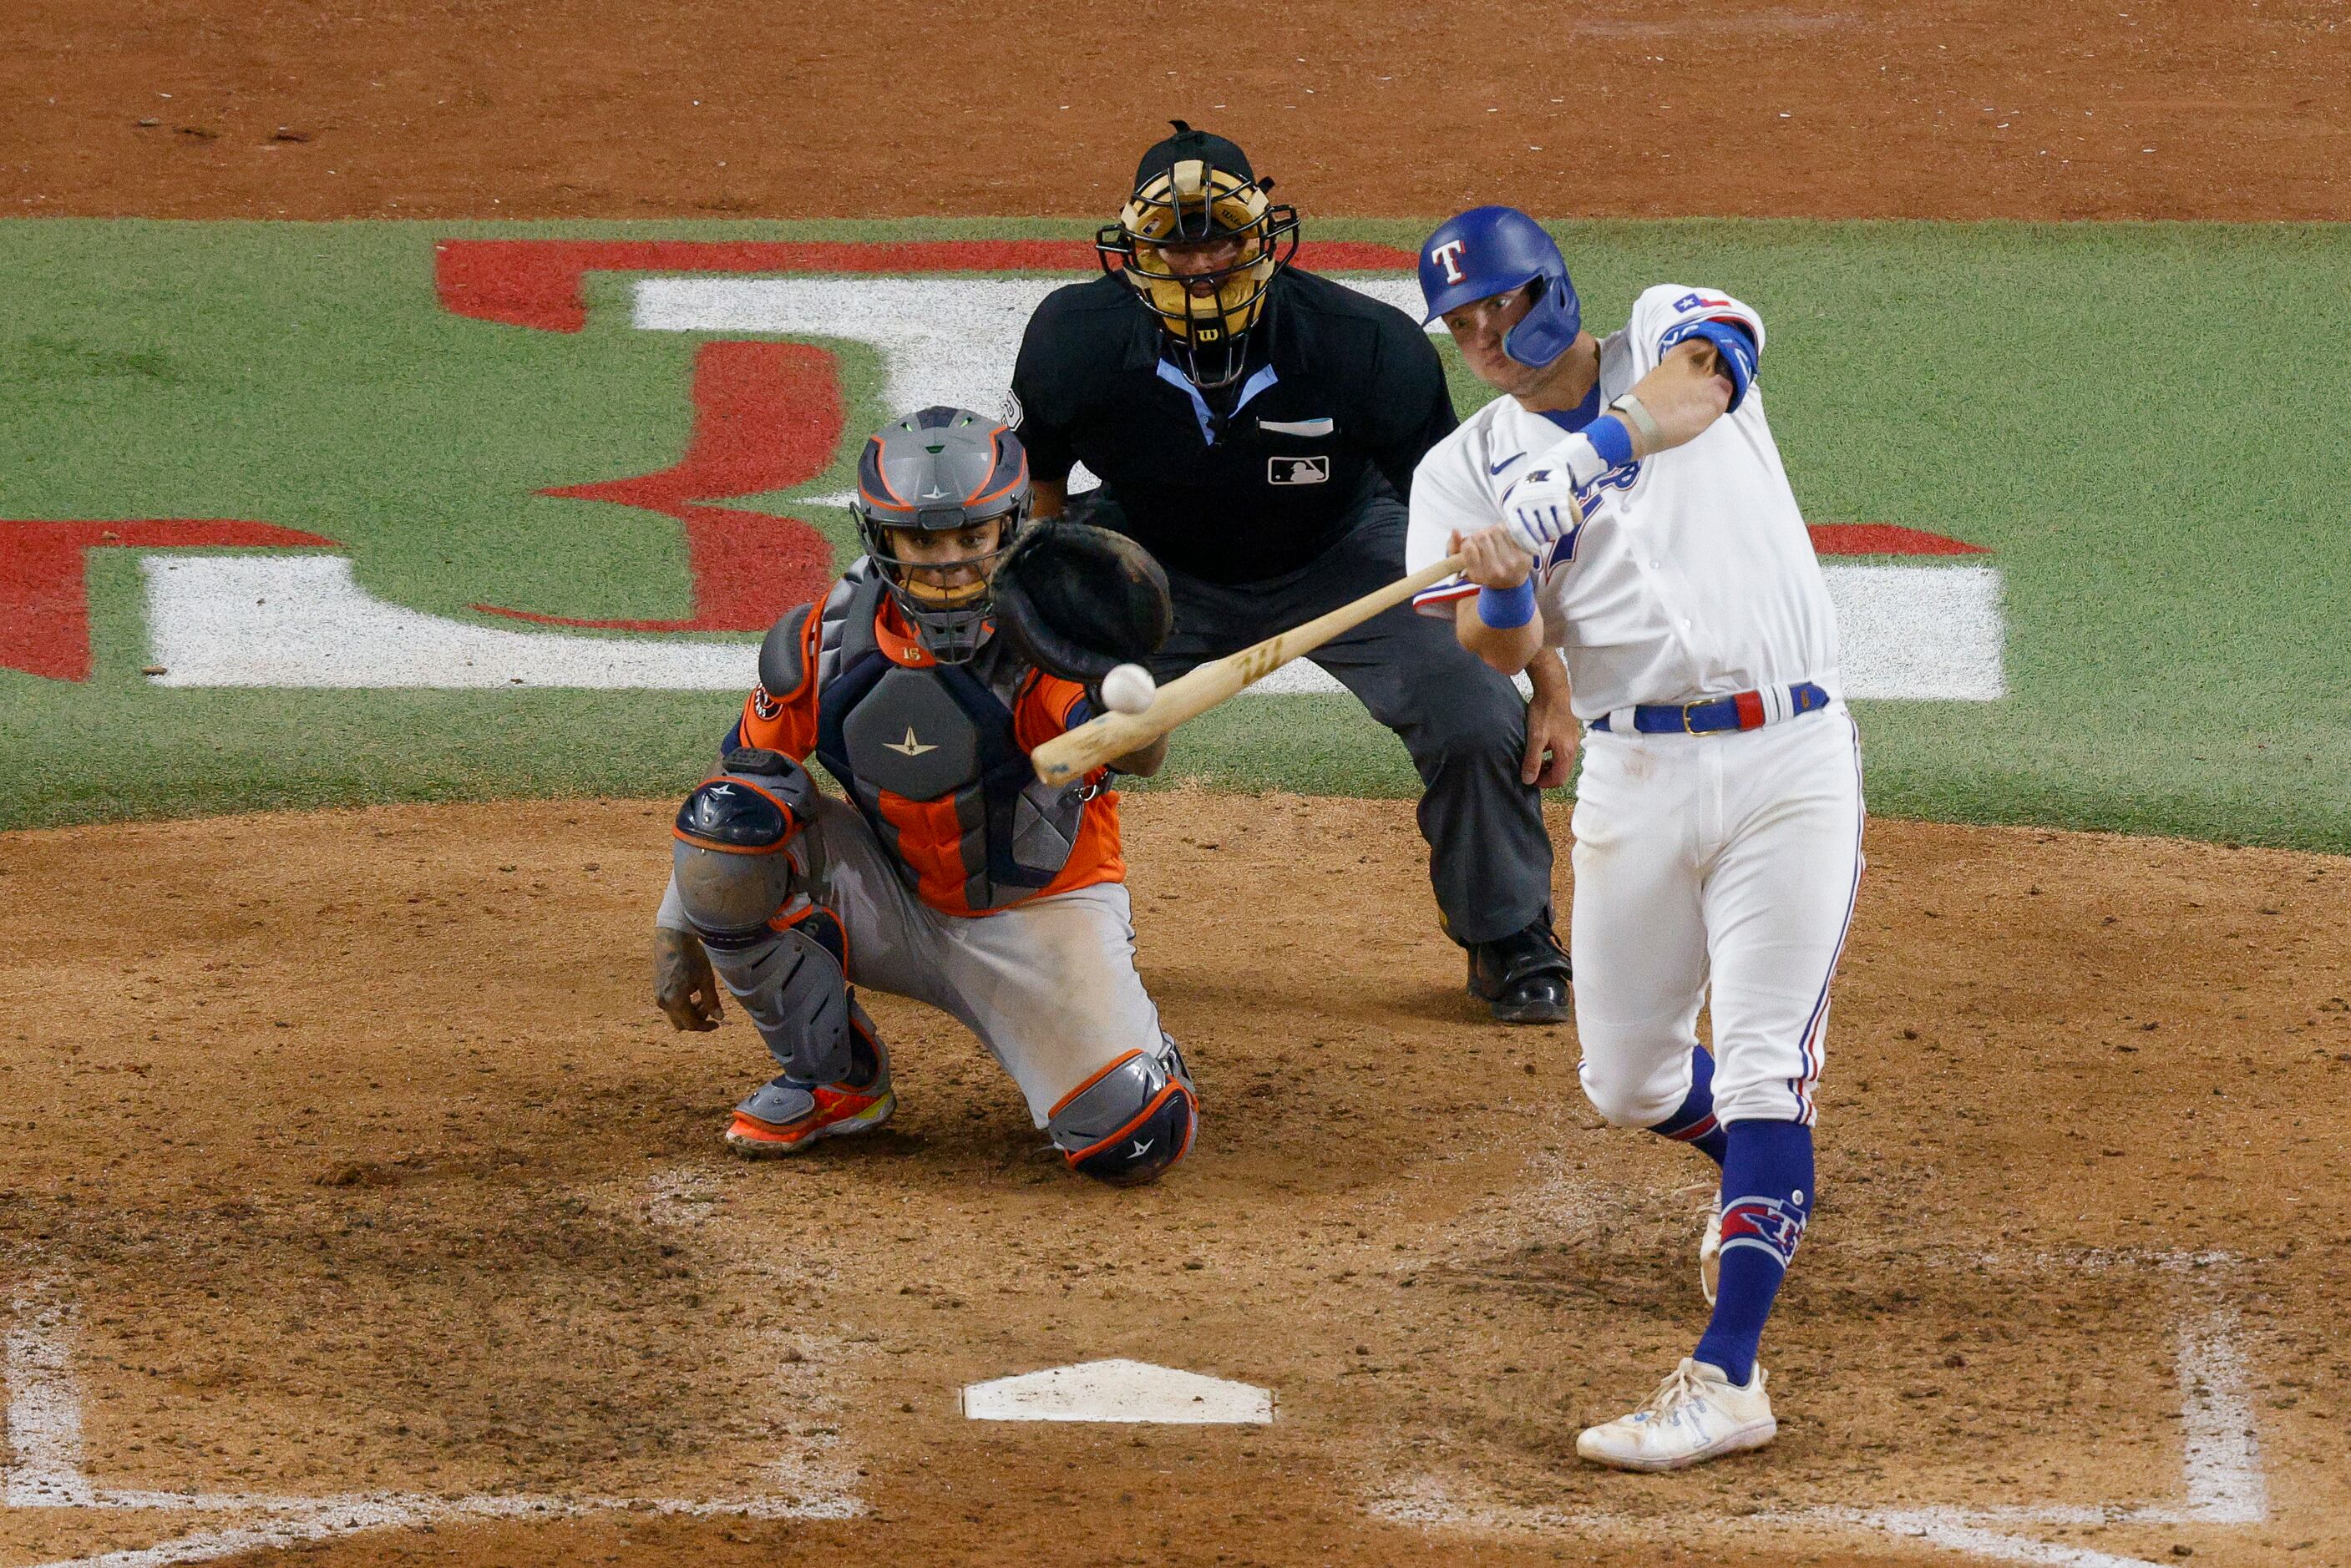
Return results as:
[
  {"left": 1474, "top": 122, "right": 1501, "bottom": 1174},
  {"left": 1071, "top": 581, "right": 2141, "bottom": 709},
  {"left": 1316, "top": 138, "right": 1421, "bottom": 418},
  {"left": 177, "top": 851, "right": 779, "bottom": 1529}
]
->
[{"left": 723, "top": 1009, "right": 895, "bottom": 1158}]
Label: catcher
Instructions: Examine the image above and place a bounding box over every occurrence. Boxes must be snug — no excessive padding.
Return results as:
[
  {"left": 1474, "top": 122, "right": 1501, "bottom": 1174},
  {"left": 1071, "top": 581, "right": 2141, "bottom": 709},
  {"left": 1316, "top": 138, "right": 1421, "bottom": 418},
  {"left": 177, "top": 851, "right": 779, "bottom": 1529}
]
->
[{"left": 651, "top": 406, "right": 1197, "bottom": 1186}]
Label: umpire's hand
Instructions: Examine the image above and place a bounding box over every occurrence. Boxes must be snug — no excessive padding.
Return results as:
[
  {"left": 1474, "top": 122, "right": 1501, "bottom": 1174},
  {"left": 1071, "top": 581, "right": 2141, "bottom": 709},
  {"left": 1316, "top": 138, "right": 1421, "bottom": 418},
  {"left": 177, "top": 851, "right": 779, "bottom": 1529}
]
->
[{"left": 654, "top": 926, "right": 725, "bottom": 1030}]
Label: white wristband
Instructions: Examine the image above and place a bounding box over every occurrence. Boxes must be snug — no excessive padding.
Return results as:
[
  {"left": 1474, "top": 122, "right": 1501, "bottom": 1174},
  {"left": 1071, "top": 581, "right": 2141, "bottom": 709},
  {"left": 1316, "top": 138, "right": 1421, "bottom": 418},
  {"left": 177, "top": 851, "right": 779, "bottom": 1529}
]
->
[{"left": 1609, "top": 392, "right": 1663, "bottom": 447}]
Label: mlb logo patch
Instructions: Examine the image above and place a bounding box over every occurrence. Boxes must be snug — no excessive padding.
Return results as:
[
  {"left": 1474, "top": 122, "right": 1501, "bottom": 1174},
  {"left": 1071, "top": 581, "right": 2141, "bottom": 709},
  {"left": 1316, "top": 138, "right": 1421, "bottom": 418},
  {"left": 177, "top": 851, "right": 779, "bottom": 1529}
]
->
[{"left": 1268, "top": 455, "right": 1330, "bottom": 486}]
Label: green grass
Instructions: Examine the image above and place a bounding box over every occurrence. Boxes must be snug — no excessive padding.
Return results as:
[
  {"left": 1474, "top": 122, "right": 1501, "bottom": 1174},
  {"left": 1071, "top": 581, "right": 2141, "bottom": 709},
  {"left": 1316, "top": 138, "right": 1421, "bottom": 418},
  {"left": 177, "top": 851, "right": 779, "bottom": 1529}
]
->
[{"left": 3, "top": 217, "right": 2347, "bottom": 850}]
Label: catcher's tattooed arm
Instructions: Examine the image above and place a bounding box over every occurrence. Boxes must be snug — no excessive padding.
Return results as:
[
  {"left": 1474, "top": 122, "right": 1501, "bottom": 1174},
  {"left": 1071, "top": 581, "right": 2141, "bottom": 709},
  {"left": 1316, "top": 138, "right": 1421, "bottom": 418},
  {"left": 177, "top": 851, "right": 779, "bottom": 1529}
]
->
[{"left": 653, "top": 923, "right": 724, "bottom": 1030}]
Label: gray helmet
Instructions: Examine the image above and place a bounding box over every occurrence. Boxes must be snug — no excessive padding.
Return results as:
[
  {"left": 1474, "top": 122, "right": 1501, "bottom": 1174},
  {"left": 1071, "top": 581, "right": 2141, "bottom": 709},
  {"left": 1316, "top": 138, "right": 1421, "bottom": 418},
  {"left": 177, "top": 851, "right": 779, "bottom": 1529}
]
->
[{"left": 849, "top": 407, "right": 1031, "bottom": 663}]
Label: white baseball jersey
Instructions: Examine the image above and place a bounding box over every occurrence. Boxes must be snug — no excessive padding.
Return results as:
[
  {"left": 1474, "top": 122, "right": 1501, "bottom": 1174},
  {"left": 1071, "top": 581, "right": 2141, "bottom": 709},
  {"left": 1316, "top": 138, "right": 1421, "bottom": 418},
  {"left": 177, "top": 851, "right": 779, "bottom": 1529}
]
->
[{"left": 1406, "top": 285, "right": 1841, "bottom": 723}]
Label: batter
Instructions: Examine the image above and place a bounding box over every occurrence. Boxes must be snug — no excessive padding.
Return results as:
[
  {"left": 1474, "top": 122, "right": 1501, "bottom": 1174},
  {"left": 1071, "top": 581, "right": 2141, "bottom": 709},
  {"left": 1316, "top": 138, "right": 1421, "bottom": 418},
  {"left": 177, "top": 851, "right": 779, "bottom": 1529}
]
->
[{"left": 1406, "top": 207, "right": 1865, "bottom": 1469}]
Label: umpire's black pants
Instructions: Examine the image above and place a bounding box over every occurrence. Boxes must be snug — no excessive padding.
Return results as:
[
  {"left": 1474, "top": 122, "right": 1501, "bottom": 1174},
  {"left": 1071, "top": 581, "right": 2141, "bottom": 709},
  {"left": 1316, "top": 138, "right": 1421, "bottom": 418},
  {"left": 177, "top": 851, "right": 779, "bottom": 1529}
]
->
[{"left": 1086, "top": 484, "right": 1555, "bottom": 948}]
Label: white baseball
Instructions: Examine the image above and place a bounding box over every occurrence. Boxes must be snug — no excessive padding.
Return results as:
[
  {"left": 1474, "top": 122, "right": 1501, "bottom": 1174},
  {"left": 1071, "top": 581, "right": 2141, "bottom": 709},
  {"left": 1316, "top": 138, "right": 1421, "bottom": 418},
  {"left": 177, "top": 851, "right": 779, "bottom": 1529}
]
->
[{"left": 1101, "top": 662, "right": 1157, "bottom": 715}]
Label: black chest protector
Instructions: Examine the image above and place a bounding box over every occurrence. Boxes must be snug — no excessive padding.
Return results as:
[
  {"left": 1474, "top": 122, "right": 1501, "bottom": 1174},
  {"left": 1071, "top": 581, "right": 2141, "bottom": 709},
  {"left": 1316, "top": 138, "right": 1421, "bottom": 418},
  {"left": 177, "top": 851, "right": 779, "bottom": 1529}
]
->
[{"left": 798, "top": 569, "right": 1095, "bottom": 913}]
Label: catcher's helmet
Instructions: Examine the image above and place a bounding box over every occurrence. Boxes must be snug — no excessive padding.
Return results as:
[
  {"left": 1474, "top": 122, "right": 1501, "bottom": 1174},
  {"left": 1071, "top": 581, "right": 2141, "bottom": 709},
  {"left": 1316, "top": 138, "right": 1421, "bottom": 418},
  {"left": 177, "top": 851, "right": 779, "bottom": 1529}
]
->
[
  {"left": 1097, "top": 120, "right": 1300, "bottom": 391},
  {"left": 850, "top": 407, "right": 1031, "bottom": 664},
  {"left": 1417, "top": 205, "right": 1582, "bottom": 370}
]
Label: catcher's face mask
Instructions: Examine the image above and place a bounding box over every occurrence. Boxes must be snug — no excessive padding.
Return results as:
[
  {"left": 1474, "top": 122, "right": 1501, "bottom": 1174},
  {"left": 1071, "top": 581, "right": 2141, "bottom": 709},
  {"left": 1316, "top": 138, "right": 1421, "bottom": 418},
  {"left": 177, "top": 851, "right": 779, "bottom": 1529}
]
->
[
  {"left": 879, "top": 520, "right": 1008, "bottom": 610},
  {"left": 1098, "top": 144, "right": 1299, "bottom": 391},
  {"left": 851, "top": 407, "right": 1031, "bottom": 664}
]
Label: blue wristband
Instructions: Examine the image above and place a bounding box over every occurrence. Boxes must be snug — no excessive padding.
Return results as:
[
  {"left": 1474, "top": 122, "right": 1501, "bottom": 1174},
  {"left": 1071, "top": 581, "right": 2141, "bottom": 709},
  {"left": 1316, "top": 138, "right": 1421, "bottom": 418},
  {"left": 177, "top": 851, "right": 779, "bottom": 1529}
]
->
[
  {"left": 1585, "top": 412, "right": 1635, "bottom": 471},
  {"left": 1476, "top": 578, "right": 1537, "bottom": 630}
]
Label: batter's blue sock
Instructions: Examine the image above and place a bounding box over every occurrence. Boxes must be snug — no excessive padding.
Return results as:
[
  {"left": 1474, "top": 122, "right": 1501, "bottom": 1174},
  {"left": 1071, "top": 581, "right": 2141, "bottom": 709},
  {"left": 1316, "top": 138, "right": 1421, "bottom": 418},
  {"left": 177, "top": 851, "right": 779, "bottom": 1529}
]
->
[
  {"left": 1648, "top": 1046, "right": 1729, "bottom": 1167},
  {"left": 1692, "top": 1120, "right": 1814, "bottom": 1387}
]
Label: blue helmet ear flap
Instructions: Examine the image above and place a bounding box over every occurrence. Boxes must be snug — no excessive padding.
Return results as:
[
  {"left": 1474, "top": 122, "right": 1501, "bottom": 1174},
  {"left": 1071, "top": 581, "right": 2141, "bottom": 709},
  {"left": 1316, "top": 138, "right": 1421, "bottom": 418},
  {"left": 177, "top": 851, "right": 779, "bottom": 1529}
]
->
[{"left": 1501, "top": 272, "right": 1582, "bottom": 369}]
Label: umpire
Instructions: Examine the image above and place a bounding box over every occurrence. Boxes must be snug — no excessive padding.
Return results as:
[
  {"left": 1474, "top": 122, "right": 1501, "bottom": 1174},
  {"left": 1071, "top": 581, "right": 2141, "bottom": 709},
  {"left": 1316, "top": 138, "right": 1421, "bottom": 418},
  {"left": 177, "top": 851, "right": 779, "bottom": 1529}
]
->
[{"left": 1010, "top": 121, "right": 1572, "bottom": 1023}]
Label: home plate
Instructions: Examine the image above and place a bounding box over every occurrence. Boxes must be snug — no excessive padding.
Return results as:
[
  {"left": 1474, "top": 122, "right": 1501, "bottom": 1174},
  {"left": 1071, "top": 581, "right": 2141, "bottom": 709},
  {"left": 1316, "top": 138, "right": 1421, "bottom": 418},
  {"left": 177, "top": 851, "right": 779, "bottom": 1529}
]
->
[{"left": 960, "top": 1359, "right": 1274, "bottom": 1424}]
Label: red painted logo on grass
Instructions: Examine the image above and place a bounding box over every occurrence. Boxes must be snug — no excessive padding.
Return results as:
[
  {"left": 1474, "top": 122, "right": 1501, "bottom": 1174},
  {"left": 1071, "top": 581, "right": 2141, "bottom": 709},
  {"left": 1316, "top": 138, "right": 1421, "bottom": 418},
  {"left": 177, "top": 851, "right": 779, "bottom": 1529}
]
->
[{"left": 0, "top": 521, "right": 336, "bottom": 681}]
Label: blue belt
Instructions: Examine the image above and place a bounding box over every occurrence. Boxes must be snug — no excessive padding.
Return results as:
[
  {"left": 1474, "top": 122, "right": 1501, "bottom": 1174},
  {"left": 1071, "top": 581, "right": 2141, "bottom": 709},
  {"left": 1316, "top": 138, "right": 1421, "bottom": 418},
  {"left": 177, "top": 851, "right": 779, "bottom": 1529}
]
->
[{"left": 1592, "top": 681, "right": 1832, "bottom": 736}]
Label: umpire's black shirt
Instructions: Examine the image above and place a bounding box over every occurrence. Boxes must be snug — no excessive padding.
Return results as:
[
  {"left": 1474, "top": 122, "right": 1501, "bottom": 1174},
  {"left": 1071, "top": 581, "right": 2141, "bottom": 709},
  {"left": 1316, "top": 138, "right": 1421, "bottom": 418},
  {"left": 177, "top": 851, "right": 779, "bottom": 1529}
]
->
[{"left": 1010, "top": 269, "right": 1457, "bottom": 585}]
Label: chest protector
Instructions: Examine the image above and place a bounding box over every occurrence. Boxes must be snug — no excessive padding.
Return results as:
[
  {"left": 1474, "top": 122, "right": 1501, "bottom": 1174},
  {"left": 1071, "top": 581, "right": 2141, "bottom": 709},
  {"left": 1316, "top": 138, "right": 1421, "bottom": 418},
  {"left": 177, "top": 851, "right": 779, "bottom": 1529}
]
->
[{"left": 806, "top": 569, "right": 1093, "bottom": 913}]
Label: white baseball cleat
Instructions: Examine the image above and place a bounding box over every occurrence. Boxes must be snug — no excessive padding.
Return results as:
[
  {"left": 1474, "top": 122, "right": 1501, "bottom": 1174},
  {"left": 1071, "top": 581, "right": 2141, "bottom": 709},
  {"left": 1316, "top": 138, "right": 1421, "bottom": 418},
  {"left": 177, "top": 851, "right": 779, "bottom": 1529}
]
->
[
  {"left": 1576, "top": 1357, "right": 1776, "bottom": 1472},
  {"left": 1700, "top": 1201, "right": 1723, "bottom": 1307}
]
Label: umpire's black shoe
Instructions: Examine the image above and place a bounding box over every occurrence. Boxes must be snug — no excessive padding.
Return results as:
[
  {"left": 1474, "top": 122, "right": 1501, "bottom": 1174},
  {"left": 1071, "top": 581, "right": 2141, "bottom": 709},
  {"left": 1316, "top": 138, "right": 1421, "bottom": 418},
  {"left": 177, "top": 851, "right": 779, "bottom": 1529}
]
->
[{"left": 1467, "top": 914, "right": 1573, "bottom": 1024}]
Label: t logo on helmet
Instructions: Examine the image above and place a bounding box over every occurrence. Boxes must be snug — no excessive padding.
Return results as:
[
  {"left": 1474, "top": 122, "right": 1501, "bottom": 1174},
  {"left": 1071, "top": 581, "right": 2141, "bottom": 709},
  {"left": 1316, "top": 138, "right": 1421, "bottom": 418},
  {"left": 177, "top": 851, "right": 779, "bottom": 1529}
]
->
[{"left": 1431, "top": 239, "right": 1469, "bottom": 286}]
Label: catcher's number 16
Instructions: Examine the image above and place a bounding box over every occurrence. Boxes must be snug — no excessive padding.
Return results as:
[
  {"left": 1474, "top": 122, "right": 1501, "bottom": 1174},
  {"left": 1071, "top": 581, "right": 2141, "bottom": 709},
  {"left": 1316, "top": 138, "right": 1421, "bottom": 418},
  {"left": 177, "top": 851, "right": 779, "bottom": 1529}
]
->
[{"left": 1028, "top": 553, "right": 1469, "bottom": 788}]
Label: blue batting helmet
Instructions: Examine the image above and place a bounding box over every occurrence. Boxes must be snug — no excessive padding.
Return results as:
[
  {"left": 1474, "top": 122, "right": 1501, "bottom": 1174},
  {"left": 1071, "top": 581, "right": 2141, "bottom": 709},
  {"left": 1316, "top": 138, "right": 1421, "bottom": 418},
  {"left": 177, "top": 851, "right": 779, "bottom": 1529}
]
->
[{"left": 1417, "top": 206, "right": 1582, "bottom": 369}]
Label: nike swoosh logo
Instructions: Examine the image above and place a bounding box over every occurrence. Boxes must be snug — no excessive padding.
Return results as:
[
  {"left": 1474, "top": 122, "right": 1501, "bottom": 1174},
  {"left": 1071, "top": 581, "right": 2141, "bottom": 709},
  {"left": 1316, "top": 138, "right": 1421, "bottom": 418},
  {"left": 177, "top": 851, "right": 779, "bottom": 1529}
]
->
[{"left": 1489, "top": 453, "right": 1527, "bottom": 475}]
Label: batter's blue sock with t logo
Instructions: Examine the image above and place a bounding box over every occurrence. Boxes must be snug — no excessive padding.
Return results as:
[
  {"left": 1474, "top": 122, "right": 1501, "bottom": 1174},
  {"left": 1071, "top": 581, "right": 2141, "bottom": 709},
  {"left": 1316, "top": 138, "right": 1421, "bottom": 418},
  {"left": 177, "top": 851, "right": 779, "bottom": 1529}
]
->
[
  {"left": 1693, "top": 1119, "right": 1814, "bottom": 1387},
  {"left": 1649, "top": 1045, "right": 1729, "bottom": 1168}
]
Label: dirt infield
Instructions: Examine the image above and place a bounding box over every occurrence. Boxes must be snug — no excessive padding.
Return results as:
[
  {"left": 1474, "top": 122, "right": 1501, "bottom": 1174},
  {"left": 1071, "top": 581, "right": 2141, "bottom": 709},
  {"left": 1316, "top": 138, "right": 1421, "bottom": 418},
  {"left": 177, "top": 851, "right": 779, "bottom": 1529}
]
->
[
  {"left": 12, "top": 0, "right": 2349, "bottom": 220},
  {"left": 0, "top": 795, "right": 2345, "bottom": 1566},
  {"left": 8, "top": 2, "right": 2349, "bottom": 1562}
]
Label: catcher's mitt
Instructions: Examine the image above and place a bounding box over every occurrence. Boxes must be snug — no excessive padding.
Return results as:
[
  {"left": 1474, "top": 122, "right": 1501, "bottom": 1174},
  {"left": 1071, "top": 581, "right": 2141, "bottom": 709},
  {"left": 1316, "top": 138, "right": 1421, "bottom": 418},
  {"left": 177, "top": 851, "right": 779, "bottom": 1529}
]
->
[{"left": 991, "top": 520, "right": 1173, "bottom": 685}]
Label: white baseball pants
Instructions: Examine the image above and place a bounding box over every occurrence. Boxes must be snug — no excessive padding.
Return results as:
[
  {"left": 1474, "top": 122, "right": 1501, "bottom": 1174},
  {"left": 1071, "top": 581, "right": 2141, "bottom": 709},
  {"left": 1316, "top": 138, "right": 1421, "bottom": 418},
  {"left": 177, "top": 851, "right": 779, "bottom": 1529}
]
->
[{"left": 1569, "top": 705, "right": 1865, "bottom": 1128}]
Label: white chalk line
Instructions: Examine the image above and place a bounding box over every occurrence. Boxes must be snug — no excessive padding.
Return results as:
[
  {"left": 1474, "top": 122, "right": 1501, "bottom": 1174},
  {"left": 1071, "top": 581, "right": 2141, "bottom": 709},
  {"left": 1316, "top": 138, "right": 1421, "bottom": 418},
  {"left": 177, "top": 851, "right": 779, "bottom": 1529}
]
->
[
  {"left": 1367, "top": 1493, "right": 2217, "bottom": 1568},
  {"left": 2176, "top": 1306, "right": 2267, "bottom": 1525},
  {"left": 1807, "top": 1508, "right": 2183, "bottom": 1568},
  {"left": 629, "top": 1165, "right": 866, "bottom": 1515},
  {"left": 7, "top": 1280, "right": 95, "bottom": 1509},
  {"left": 1368, "top": 1251, "right": 2269, "bottom": 1566},
  {"left": 3, "top": 1186, "right": 866, "bottom": 1567},
  {"left": 12, "top": 1488, "right": 850, "bottom": 1568},
  {"left": 7, "top": 1247, "right": 2268, "bottom": 1565}
]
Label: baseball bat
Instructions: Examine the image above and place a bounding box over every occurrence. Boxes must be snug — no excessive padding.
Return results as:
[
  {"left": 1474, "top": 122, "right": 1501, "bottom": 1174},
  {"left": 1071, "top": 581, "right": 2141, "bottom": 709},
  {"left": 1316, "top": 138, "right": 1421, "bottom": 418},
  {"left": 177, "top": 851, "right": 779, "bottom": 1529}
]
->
[{"left": 1029, "top": 553, "right": 1469, "bottom": 787}]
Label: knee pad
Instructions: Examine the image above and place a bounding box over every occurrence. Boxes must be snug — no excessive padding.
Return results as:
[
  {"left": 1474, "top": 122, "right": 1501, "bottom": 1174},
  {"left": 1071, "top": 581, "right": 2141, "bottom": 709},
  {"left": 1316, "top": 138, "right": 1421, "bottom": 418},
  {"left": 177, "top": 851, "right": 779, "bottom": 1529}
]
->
[
  {"left": 671, "top": 749, "right": 819, "bottom": 948},
  {"left": 1046, "top": 1039, "right": 1198, "bottom": 1187},
  {"left": 705, "top": 905, "right": 859, "bottom": 1085}
]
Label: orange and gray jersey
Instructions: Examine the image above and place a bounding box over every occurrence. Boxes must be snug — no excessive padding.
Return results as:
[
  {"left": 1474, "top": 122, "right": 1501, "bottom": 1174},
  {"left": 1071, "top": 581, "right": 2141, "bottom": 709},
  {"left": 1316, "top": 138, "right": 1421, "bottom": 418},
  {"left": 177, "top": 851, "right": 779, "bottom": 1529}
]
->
[{"left": 729, "top": 562, "right": 1125, "bottom": 918}]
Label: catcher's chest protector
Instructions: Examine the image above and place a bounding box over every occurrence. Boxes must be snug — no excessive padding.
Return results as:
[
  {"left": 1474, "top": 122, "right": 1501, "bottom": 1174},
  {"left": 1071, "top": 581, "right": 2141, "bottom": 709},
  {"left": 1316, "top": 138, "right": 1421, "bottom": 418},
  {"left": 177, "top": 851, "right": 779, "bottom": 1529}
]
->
[{"left": 810, "top": 573, "right": 1092, "bottom": 913}]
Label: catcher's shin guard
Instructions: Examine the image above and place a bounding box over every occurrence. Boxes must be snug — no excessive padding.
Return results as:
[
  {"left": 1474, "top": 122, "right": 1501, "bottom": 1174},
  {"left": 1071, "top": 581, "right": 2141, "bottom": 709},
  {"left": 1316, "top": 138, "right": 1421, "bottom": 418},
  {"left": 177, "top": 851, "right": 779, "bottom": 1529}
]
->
[
  {"left": 1046, "top": 1039, "right": 1198, "bottom": 1186},
  {"left": 703, "top": 906, "right": 862, "bottom": 1088}
]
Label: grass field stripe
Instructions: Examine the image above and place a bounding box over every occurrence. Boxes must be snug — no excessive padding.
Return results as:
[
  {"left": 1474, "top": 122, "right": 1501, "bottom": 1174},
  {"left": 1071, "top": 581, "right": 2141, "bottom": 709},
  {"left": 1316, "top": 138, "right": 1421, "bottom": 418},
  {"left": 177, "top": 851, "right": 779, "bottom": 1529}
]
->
[
  {"left": 133, "top": 553, "right": 2004, "bottom": 695},
  {"left": 436, "top": 237, "right": 1416, "bottom": 331},
  {"left": 3, "top": 218, "right": 2341, "bottom": 847},
  {"left": 1824, "top": 564, "right": 2004, "bottom": 700},
  {"left": 144, "top": 555, "right": 757, "bottom": 688}
]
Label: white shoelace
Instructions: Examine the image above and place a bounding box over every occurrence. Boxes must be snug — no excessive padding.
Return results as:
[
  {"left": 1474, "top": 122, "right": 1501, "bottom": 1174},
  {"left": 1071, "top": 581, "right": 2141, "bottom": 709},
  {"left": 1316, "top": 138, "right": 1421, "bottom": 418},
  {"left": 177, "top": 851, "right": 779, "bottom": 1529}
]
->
[{"left": 1635, "top": 1360, "right": 1710, "bottom": 1419}]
